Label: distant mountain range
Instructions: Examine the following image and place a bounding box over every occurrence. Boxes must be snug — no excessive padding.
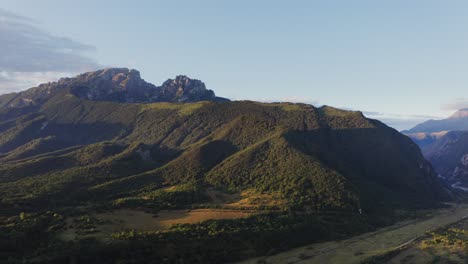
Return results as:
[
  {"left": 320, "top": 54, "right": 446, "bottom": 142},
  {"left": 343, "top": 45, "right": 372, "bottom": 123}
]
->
[
  {"left": 403, "top": 109, "right": 468, "bottom": 134},
  {"left": 404, "top": 109, "right": 468, "bottom": 188}
]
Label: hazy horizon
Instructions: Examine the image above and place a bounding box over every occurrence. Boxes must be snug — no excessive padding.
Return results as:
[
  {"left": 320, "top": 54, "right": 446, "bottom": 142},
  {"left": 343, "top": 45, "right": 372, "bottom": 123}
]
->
[{"left": 2, "top": 0, "right": 468, "bottom": 129}]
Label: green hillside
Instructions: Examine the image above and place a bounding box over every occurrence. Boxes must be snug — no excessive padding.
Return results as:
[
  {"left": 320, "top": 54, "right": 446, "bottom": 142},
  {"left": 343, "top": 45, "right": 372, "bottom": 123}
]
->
[
  {"left": 0, "top": 70, "right": 450, "bottom": 263},
  {"left": 0, "top": 92, "right": 446, "bottom": 212}
]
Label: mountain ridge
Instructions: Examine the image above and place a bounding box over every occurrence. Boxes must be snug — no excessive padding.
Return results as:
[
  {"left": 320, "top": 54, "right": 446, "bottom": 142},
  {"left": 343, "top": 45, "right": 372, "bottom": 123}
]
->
[
  {"left": 403, "top": 109, "right": 468, "bottom": 188},
  {"left": 0, "top": 68, "right": 229, "bottom": 108},
  {"left": 0, "top": 68, "right": 453, "bottom": 263},
  {"left": 403, "top": 109, "right": 468, "bottom": 134},
  {"left": 0, "top": 69, "right": 448, "bottom": 214}
]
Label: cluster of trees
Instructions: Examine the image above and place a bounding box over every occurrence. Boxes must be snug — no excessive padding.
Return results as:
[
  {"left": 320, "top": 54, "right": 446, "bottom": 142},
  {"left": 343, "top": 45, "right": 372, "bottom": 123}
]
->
[
  {"left": 0, "top": 97, "right": 449, "bottom": 263},
  {"left": 112, "top": 181, "right": 210, "bottom": 210},
  {"left": 0, "top": 99, "right": 443, "bottom": 215},
  {"left": 0, "top": 206, "right": 426, "bottom": 263},
  {"left": 421, "top": 227, "right": 468, "bottom": 249},
  {"left": 0, "top": 211, "right": 65, "bottom": 262},
  {"left": 107, "top": 212, "right": 375, "bottom": 263}
]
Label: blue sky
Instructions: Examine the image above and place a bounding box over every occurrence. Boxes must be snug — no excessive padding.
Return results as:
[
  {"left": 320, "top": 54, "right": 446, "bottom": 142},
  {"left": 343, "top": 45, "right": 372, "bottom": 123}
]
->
[{"left": 2, "top": 0, "right": 468, "bottom": 130}]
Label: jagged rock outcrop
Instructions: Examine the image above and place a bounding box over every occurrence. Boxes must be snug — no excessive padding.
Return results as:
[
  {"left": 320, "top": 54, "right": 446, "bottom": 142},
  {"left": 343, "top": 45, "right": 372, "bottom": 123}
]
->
[
  {"left": 159, "top": 75, "right": 226, "bottom": 102},
  {"left": 1, "top": 68, "right": 229, "bottom": 107}
]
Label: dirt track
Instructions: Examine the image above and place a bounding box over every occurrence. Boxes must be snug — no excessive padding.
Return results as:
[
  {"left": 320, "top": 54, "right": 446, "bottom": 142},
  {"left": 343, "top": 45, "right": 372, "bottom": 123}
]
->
[{"left": 240, "top": 204, "right": 468, "bottom": 264}]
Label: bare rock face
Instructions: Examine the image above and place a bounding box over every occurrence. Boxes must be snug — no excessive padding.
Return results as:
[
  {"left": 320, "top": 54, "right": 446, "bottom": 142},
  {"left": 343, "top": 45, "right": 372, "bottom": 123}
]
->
[
  {"left": 452, "top": 154, "right": 468, "bottom": 179},
  {"left": 160, "top": 75, "right": 220, "bottom": 102},
  {"left": 69, "top": 68, "right": 159, "bottom": 103},
  {"left": 68, "top": 68, "right": 229, "bottom": 103},
  {"left": 3, "top": 68, "right": 229, "bottom": 107}
]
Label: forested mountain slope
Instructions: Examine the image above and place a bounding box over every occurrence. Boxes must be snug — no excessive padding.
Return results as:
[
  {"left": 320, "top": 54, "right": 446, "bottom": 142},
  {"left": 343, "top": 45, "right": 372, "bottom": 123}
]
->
[
  {"left": 0, "top": 68, "right": 452, "bottom": 263},
  {"left": 0, "top": 69, "right": 447, "bottom": 214}
]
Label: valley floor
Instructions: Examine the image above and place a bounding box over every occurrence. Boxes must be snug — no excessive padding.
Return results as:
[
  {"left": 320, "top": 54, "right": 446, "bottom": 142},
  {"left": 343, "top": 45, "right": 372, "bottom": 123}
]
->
[
  {"left": 241, "top": 203, "right": 468, "bottom": 264},
  {"left": 58, "top": 208, "right": 255, "bottom": 242}
]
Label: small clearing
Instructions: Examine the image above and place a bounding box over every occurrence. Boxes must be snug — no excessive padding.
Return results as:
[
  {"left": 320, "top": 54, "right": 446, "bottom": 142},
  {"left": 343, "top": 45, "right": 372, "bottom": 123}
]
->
[
  {"left": 59, "top": 208, "right": 255, "bottom": 241},
  {"left": 97, "top": 208, "right": 255, "bottom": 231}
]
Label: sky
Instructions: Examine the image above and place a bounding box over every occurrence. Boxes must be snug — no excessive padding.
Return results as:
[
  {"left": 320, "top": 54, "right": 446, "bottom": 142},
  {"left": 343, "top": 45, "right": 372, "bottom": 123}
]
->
[{"left": 1, "top": 0, "right": 468, "bottom": 130}]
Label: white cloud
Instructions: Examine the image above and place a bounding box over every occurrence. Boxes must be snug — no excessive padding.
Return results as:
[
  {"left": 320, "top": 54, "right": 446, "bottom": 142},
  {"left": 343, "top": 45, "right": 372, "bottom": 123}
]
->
[
  {"left": 363, "top": 111, "right": 442, "bottom": 131},
  {"left": 372, "top": 118, "right": 426, "bottom": 131},
  {"left": 441, "top": 98, "right": 468, "bottom": 111},
  {"left": 0, "top": 8, "right": 100, "bottom": 94},
  {"left": 251, "top": 96, "right": 318, "bottom": 105},
  {"left": 363, "top": 111, "right": 439, "bottom": 121}
]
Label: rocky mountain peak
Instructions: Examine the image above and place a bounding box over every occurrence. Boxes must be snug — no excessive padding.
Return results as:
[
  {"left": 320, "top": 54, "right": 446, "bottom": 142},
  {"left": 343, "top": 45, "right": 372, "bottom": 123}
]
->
[
  {"left": 404, "top": 108, "right": 468, "bottom": 134},
  {"left": 6, "top": 68, "right": 229, "bottom": 106},
  {"left": 162, "top": 75, "right": 206, "bottom": 92},
  {"left": 73, "top": 68, "right": 149, "bottom": 90},
  {"left": 58, "top": 68, "right": 140, "bottom": 85},
  {"left": 86, "top": 68, "right": 138, "bottom": 80},
  {"left": 66, "top": 68, "right": 157, "bottom": 102},
  {"left": 159, "top": 75, "right": 222, "bottom": 102}
]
